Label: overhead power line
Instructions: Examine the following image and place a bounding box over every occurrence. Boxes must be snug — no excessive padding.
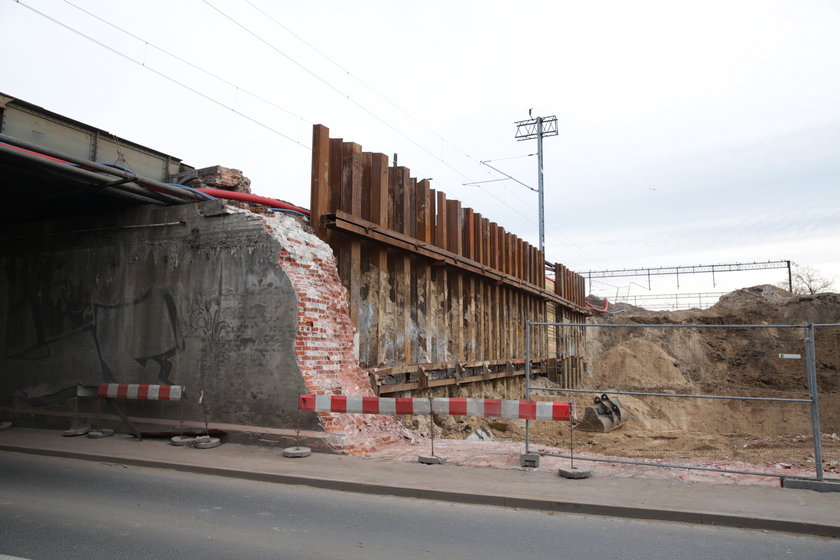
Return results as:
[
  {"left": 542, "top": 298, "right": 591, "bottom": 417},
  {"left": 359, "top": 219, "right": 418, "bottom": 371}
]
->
[
  {"left": 481, "top": 153, "right": 536, "bottom": 163},
  {"left": 461, "top": 178, "right": 510, "bottom": 186},
  {"left": 202, "top": 0, "right": 474, "bottom": 184},
  {"left": 229, "top": 2, "right": 574, "bottom": 252},
  {"left": 61, "top": 0, "right": 311, "bottom": 124},
  {"left": 242, "top": 0, "right": 480, "bottom": 165},
  {"left": 15, "top": 0, "right": 310, "bottom": 149},
  {"left": 16, "top": 0, "right": 593, "bottom": 266},
  {"left": 17, "top": 0, "right": 544, "bottom": 246},
  {"left": 476, "top": 161, "right": 537, "bottom": 192}
]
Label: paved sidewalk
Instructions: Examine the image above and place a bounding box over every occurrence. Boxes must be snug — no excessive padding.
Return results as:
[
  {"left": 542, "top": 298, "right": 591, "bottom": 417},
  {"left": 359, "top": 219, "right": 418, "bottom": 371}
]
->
[{"left": 1, "top": 427, "right": 838, "bottom": 537}]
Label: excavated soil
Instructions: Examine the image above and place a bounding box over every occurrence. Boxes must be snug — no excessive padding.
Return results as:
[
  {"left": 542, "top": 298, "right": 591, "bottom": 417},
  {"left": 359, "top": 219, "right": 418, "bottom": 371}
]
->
[{"left": 404, "top": 286, "right": 840, "bottom": 476}]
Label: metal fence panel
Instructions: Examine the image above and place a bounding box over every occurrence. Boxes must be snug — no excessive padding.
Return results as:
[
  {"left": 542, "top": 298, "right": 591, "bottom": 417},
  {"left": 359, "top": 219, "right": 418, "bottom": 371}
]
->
[
  {"left": 815, "top": 324, "right": 840, "bottom": 478},
  {"left": 527, "top": 322, "right": 828, "bottom": 479}
]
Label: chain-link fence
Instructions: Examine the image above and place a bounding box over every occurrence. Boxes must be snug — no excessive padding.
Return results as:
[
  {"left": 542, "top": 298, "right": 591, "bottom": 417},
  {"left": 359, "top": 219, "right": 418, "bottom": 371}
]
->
[{"left": 525, "top": 321, "right": 837, "bottom": 480}]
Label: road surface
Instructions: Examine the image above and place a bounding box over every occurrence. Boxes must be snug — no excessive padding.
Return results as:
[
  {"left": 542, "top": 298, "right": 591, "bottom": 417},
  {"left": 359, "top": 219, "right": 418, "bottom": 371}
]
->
[{"left": 0, "top": 452, "right": 836, "bottom": 559}]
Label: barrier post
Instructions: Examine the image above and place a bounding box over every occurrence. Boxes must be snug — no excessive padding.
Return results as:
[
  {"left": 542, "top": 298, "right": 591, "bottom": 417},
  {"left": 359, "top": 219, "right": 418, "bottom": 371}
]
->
[
  {"left": 419, "top": 397, "right": 444, "bottom": 464},
  {"left": 520, "top": 321, "right": 541, "bottom": 468},
  {"left": 525, "top": 320, "right": 531, "bottom": 453},
  {"left": 283, "top": 393, "right": 312, "bottom": 458}
]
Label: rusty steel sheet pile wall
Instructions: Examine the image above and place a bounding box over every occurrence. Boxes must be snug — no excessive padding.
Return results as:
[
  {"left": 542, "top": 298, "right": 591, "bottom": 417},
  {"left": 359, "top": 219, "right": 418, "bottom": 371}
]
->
[{"left": 309, "top": 125, "right": 588, "bottom": 382}]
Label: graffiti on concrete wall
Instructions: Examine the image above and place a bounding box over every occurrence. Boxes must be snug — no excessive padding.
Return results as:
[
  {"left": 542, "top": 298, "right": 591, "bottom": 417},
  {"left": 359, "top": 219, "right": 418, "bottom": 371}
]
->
[
  {"left": 186, "top": 297, "right": 230, "bottom": 344},
  {"left": 93, "top": 291, "right": 183, "bottom": 384},
  {"left": 4, "top": 289, "right": 186, "bottom": 385}
]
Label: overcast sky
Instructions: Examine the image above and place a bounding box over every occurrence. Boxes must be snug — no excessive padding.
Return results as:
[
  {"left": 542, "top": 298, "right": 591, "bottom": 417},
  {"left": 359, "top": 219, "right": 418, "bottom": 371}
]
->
[{"left": 2, "top": 0, "right": 838, "bottom": 302}]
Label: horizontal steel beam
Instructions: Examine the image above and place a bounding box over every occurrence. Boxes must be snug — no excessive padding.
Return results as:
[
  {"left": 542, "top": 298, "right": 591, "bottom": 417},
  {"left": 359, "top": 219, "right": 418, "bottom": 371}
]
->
[
  {"left": 584, "top": 260, "right": 790, "bottom": 279},
  {"left": 0, "top": 133, "right": 204, "bottom": 202}
]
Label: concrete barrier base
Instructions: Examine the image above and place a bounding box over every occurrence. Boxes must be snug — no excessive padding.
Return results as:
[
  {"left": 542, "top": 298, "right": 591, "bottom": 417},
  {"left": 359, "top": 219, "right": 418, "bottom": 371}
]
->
[
  {"left": 559, "top": 467, "right": 592, "bottom": 479},
  {"left": 520, "top": 453, "right": 540, "bottom": 468},
  {"left": 781, "top": 477, "right": 840, "bottom": 493}
]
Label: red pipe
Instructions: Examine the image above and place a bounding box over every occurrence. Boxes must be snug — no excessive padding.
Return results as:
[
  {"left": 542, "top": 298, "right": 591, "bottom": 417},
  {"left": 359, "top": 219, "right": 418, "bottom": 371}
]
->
[
  {"left": 195, "top": 188, "right": 310, "bottom": 216},
  {"left": 585, "top": 297, "right": 609, "bottom": 313},
  {"left": 2, "top": 142, "right": 75, "bottom": 164}
]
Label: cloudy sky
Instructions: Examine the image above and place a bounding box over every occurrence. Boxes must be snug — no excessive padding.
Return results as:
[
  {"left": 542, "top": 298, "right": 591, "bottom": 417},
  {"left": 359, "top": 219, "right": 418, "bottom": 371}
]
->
[{"left": 2, "top": 0, "right": 838, "bottom": 302}]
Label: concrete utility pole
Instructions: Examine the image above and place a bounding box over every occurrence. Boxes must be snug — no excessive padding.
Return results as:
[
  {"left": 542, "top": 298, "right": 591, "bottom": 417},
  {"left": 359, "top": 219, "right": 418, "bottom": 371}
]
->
[{"left": 515, "top": 113, "right": 557, "bottom": 253}]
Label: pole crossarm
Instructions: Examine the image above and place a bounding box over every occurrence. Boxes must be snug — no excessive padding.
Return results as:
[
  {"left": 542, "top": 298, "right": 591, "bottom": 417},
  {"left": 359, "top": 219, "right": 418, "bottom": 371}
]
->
[
  {"left": 585, "top": 260, "right": 791, "bottom": 279},
  {"left": 515, "top": 116, "right": 558, "bottom": 140}
]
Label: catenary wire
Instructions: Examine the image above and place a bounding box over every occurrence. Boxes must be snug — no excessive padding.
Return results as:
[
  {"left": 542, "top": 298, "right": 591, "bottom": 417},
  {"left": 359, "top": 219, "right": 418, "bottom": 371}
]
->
[
  {"left": 61, "top": 0, "right": 311, "bottom": 124},
  {"left": 202, "top": 0, "right": 478, "bottom": 184},
  {"left": 227, "top": 2, "right": 578, "bottom": 246},
  {"left": 203, "top": 0, "right": 584, "bottom": 238},
  {"left": 457, "top": 159, "right": 596, "bottom": 268},
  {"left": 38, "top": 0, "right": 565, "bottom": 239},
  {"left": 479, "top": 161, "right": 538, "bottom": 192},
  {"left": 15, "top": 0, "right": 310, "bottom": 149},
  {"left": 242, "top": 0, "right": 481, "bottom": 165},
  {"left": 242, "top": 0, "right": 558, "bottom": 222},
  {"left": 16, "top": 0, "right": 595, "bottom": 269},
  {"left": 482, "top": 153, "right": 537, "bottom": 163},
  {"left": 21, "top": 0, "right": 533, "bottom": 223}
]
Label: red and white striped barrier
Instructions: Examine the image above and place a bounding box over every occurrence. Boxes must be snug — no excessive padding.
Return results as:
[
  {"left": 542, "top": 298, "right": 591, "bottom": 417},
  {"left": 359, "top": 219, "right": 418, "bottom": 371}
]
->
[
  {"left": 299, "top": 395, "right": 571, "bottom": 421},
  {"left": 96, "top": 383, "right": 183, "bottom": 401}
]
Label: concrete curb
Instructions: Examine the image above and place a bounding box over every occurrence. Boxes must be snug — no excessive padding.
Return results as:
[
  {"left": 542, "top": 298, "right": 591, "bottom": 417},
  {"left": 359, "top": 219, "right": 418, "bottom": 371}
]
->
[
  {"left": 781, "top": 477, "right": 840, "bottom": 493},
  {"left": 2, "top": 443, "right": 838, "bottom": 538}
]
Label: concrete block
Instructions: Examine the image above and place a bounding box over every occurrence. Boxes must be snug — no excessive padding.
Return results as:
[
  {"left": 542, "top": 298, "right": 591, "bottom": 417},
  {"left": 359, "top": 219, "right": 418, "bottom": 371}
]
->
[
  {"left": 781, "top": 477, "right": 840, "bottom": 493},
  {"left": 520, "top": 453, "right": 540, "bottom": 468},
  {"left": 418, "top": 455, "right": 445, "bottom": 465}
]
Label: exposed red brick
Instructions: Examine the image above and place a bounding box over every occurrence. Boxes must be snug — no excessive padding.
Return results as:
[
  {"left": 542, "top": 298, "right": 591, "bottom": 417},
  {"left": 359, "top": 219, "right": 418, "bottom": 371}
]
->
[{"left": 263, "top": 214, "right": 409, "bottom": 454}]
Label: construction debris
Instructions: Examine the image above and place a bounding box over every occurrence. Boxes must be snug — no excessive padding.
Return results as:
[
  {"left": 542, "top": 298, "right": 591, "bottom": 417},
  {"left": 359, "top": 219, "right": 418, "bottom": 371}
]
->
[
  {"left": 191, "top": 435, "right": 221, "bottom": 449},
  {"left": 87, "top": 428, "right": 115, "bottom": 439},
  {"left": 184, "top": 165, "right": 251, "bottom": 194},
  {"left": 63, "top": 426, "right": 90, "bottom": 437}
]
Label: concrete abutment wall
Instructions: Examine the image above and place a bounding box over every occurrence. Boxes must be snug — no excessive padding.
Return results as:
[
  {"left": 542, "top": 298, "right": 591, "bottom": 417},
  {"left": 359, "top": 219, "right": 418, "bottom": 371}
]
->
[{"left": 0, "top": 201, "right": 400, "bottom": 451}]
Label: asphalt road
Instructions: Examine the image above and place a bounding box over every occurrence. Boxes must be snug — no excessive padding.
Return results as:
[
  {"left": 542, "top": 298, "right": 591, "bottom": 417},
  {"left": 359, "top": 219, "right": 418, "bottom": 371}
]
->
[{"left": 0, "top": 452, "right": 836, "bottom": 560}]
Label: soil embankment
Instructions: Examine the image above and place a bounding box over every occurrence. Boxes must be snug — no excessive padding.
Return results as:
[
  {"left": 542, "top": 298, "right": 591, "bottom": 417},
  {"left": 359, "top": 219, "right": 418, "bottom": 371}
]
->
[{"left": 428, "top": 286, "right": 840, "bottom": 474}]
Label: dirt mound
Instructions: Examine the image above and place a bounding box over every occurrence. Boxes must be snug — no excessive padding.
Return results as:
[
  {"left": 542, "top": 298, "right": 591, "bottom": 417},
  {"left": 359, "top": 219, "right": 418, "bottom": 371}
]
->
[
  {"left": 591, "top": 285, "right": 840, "bottom": 390},
  {"left": 432, "top": 286, "right": 840, "bottom": 474},
  {"left": 570, "top": 285, "right": 840, "bottom": 470},
  {"left": 601, "top": 285, "right": 840, "bottom": 326},
  {"left": 592, "top": 338, "right": 692, "bottom": 389}
]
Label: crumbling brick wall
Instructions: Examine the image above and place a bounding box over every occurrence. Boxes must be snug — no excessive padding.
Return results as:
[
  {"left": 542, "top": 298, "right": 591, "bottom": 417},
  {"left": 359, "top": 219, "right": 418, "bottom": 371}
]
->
[{"left": 261, "top": 212, "right": 410, "bottom": 454}]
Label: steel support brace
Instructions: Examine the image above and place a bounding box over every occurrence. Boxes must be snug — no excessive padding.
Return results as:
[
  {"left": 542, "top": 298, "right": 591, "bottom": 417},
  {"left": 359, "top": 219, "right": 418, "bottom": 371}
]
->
[{"left": 804, "top": 323, "right": 825, "bottom": 480}]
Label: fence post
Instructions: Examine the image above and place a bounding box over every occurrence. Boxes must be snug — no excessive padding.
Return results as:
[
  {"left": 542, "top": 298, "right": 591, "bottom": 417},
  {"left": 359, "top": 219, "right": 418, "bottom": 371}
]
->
[{"left": 804, "top": 323, "right": 824, "bottom": 480}]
